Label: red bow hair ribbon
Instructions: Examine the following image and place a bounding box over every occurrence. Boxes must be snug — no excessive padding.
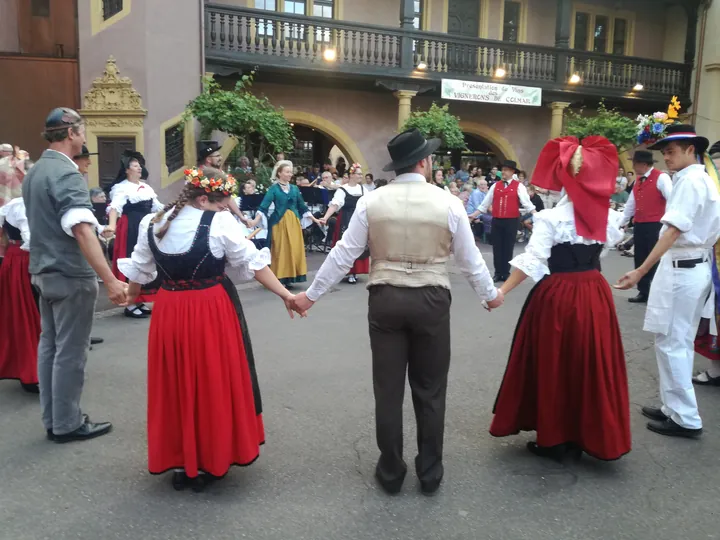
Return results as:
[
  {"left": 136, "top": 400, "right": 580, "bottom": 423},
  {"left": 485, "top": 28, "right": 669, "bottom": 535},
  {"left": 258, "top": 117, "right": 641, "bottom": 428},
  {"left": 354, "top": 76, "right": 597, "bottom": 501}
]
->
[{"left": 532, "top": 136, "right": 618, "bottom": 242}]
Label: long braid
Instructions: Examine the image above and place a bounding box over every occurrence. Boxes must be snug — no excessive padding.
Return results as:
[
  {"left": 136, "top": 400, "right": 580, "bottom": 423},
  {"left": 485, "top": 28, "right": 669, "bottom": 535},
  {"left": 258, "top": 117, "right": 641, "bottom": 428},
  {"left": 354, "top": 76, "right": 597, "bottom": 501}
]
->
[{"left": 153, "top": 188, "right": 191, "bottom": 239}]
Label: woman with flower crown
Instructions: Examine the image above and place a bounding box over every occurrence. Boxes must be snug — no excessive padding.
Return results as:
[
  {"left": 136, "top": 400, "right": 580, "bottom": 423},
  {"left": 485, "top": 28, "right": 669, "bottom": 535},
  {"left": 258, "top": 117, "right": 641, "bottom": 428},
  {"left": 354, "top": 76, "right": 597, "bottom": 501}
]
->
[
  {"left": 318, "top": 163, "right": 370, "bottom": 284},
  {"left": 490, "top": 136, "right": 631, "bottom": 462},
  {"left": 248, "top": 160, "right": 321, "bottom": 287},
  {"left": 118, "top": 167, "right": 301, "bottom": 492}
]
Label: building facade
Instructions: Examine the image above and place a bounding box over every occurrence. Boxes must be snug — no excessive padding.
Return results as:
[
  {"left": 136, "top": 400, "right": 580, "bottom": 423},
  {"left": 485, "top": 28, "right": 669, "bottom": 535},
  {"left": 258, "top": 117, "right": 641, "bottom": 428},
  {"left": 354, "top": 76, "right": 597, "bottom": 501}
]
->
[{"left": 2, "top": 0, "right": 717, "bottom": 199}]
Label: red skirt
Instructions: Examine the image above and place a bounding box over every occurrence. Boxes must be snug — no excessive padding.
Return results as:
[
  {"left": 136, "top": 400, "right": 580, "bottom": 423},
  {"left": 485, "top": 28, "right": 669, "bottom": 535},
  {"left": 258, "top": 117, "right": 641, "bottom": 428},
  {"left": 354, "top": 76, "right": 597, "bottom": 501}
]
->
[
  {"left": 147, "top": 284, "right": 264, "bottom": 477},
  {"left": 331, "top": 210, "right": 370, "bottom": 275},
  {"left": 112, "top": 214, "right": 156, "bottom": 303},
  {"left": 490, "top": 270, "right": 631, "bottom": 461},
  {"left": 0, "top": 244, "right": 40, "bottom": 384}
]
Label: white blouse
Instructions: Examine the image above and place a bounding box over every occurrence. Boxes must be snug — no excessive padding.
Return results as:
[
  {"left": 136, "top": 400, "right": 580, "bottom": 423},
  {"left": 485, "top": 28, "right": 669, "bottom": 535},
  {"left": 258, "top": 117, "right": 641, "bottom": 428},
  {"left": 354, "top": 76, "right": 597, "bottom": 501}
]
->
[
  {"left": 0, "top": 197, "right": 30, "bottom": 250},
  {"left": 330, "top": 183, "right": 366, "bottom": 210},
  {"left": 109, "top": 180, "right": 164, "bottom": 216},
  {"left": 117, "top": 206, "right": 271, "bottom": 284},
  {"left": 510, "top": 196, "right": 624, "bottom": 282}
]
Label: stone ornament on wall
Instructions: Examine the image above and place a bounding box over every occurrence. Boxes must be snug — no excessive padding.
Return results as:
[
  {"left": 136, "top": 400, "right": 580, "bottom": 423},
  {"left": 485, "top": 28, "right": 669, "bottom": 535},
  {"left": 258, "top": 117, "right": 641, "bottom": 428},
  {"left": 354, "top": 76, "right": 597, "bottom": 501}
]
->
[
  {"left": 85, "top": 118, "right": 145, "bottom": 128},
  {"left": 80, "top": 56, "right": 147, "bottom": 117}
]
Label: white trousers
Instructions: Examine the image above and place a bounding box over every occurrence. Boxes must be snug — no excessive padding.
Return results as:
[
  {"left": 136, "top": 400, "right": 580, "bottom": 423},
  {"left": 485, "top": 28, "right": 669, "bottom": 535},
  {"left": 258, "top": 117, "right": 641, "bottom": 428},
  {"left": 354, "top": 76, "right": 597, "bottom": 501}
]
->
[{"left": 655, "top": 263, "right": 712, "bottom": 429}]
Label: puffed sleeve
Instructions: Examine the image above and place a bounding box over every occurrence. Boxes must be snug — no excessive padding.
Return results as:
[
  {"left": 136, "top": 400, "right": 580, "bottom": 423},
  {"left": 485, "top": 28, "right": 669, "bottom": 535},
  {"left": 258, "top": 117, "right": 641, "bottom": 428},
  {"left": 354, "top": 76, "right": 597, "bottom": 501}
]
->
[
  {"left": 152, "top": 197, "right": 164, "bottom": 212},
  {"left": 109, "top": 183, "right": 128, "bottom": 216},
  {"left": 117, "top": 214, "right": 158, "bottom": 284},
  {"left": 209, "top": 211, "right": 271, "bottom": 281},
  {"left": 330, "top": 188, "right": 347, "bottom": 209},
  {"left": 509, "top": 210, "right": 553, "bottom": 282}
]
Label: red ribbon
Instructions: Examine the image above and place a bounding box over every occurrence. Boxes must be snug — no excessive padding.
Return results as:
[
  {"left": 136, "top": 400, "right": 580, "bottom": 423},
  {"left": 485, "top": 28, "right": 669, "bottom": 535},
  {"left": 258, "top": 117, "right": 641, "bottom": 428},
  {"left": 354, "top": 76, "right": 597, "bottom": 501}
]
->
[{"left": 532, "top": 136, "right": 618, "bottom": 242}]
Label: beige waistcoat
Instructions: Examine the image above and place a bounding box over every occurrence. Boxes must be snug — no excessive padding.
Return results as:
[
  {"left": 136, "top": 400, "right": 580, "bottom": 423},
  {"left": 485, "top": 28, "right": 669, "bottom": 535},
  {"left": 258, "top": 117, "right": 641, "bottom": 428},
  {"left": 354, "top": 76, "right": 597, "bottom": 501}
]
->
[{"left": 365, "top": 181, "right": 453, "bottom": 289}]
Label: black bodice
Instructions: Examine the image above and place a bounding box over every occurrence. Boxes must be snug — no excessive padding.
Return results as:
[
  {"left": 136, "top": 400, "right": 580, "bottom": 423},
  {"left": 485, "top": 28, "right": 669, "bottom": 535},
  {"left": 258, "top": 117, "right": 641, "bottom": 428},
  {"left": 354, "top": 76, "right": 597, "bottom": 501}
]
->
[
  {"left": 2, "top": 221, "right": 22, "bottom": 242},
  {"left": 123, "top": 199, "right": 153, "bottom": 215},
  {"left": 148, "top": 210, "right": 226, "bottom": 290},
  {"left": 339, "top": 186, "right": 364, "bottom": 213},
  {"left": 548, "top": 242, "right": 602, "bottom": 274}
]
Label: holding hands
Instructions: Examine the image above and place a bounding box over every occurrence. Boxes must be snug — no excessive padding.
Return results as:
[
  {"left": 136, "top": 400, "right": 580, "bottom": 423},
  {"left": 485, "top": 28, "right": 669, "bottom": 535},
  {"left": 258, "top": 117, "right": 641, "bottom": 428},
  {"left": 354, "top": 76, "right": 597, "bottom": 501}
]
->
[
  {"left": 484, "top": 288, "right": 505, "bottom": 312},
  {"left": 283, "top": 293, "right": 310, "bottom": 319}
]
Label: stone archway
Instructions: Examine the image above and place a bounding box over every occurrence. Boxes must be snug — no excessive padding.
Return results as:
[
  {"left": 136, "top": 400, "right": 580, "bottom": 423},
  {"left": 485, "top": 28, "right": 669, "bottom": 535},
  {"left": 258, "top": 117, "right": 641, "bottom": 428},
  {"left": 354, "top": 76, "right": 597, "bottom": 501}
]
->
[
  {"left": 79, "top": 56, "right": 147, "bottom": 188},
  {"left": 458, "top": 121, "right": 522, "bottom": 169}
]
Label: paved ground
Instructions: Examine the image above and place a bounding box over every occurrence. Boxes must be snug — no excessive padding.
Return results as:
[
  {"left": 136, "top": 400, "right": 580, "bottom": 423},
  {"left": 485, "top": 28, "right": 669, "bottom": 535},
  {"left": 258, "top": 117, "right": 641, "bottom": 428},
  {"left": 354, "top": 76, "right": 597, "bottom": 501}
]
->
[{"left": 2, "top": 246, "right": 720, "bottom": 540}]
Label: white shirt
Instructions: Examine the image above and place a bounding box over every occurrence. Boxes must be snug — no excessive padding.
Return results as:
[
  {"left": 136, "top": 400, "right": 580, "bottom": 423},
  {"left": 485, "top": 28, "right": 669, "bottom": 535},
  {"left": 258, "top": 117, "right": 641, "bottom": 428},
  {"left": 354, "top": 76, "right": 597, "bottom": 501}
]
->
[
  {"left": 510, "top": 196, "right": 624, "bottom": 282},
  {"left": 616, "top": 176, "right": 628, "bottom": 191},
  {"left": 330, "top": 183, "right": 366, "bottom": 209},
  {"left": 234, "top": 196, "right": 268, "bottom": 240},
  {"left": 364, "top": 182, "right": 376, "bottom": 192},
  {"left": 47, "top": 149, "right": 79, "bottom": 169},
  {"left": 660, "top": 164, "right": 720, "bottom": 252},
  {"left": 621, "top": 168, "right": 673, "bottom": 226},
  {"left": 0, "top": 197, "right": 30, "bottom": 250},
  {"left": 306, "top": 173, "right": 497, "bottom": 303},
  {"left": 117, "top": 207, "right": 270, "bottom": 284},
  {"left": 477, "top": 180, "right": 537, "bottom": 215},
  {"left": 109, "top": 179, "right": 163, "bottom": 216}
]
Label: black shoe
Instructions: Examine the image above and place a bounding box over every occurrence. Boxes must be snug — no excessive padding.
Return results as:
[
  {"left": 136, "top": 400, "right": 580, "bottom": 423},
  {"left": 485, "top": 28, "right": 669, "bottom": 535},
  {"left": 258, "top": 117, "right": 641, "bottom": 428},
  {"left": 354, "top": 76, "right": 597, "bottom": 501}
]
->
[
  {"left": 137, "top": 304, "right": 152, "bottom": 315},
  {"left": 124, "top": 307, "right": 149, "bottom": 319},
  {"left": 46, "top": 429, "right": 54, "bottom": 441},
  {"left": 190, "top": 473, "right": 219, "bottom": 493},
  {"left": 90, "top": 337, "right": 104, "bottom": 345},
  {"left": 628, "top": 294, "right": 648, "bottom": 304},
  {"left": 641, "top": 406, "right": 668, "bottom": 422},
  {"left": 172, "top": 471, "right": 190, "bottom": 491},
  {"left": 420, "top": 477, "right": 443, "bottom": 496},
  {"left": 647, "top": 418, "right": 702, "bottom": 439},
  {"left": 21, "top": 383, "right": 39, "bottom": 394},
  {"left": 374, "top": 466, "right": 404, "bottom": 495},
  {"left": 53, "top": 418, "right": 112, "bottom": 444},
  {"left": 527, "top": 441, "right": 582, "bottom": 463}
]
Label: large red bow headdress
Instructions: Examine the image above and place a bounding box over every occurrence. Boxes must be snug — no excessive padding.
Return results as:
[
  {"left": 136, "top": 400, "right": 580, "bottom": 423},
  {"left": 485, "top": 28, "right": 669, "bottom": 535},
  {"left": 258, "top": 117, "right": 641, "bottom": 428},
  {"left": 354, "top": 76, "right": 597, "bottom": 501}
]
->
[{"left": 532, "top": 136, "right": 618, "bottom": 242}]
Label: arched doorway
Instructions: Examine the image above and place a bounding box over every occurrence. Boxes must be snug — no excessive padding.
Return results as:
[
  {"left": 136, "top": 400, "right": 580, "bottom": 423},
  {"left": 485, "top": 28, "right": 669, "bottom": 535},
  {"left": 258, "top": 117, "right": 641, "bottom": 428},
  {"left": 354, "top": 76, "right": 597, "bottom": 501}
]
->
[{"left": 434, "top": 133, "right": 508, "bottom": 173}]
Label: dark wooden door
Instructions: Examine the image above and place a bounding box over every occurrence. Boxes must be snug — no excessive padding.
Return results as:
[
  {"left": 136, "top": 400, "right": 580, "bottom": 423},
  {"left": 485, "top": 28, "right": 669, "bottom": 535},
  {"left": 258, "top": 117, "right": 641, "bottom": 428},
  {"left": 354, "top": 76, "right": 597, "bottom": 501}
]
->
[
  {"left": 97, "top": 137, "right": 135, "bottom": 191},
  {"left": 446, "top": 0, "right": 479, "bottom": 74}
]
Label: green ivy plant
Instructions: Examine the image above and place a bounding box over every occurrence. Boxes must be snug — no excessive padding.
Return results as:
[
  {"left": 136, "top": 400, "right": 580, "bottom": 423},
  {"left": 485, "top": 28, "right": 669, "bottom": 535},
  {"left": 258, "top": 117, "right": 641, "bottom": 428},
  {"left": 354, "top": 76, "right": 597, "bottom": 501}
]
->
[
  {"left": 402, "top": 103, "right": 467, "bottom": 150},
  {"left": 564, "top": 101, "right": 638, "bottom": 153},
  {"left": 183, "top": 73, "right": 295, "bottom": 176}
]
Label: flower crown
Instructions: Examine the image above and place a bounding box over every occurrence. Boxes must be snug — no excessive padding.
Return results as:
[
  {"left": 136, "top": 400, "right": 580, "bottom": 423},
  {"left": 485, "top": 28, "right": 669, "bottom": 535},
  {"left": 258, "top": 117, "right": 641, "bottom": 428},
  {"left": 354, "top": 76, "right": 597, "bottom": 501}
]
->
[
  {"left": 349, "top": 162, "right": 363, "bottom": 174},
  {"left": 636, "top": 96, "right": 681, "bottom": 145},
  {"left": 183, "top": 167, "right": 238, "bottom": 196}
]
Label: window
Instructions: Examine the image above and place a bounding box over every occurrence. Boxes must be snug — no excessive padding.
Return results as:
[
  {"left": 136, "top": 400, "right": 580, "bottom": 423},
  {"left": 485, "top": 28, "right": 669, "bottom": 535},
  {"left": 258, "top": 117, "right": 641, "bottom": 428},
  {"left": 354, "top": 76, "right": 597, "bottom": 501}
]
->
[
  {"left": 283, "top": 0, "right": 305, "bottom": 15},
  {"left": 290, "top": 140, "right": 313, "bottom": 171},
  {"left": 573, "top": 12, "right": 589, "bottom": 50},
  {"left": 593, "top": 15, "right": 608, "bottom": 53},
  {"left": 413, "top": 0, "right": 422, "bottom": 30},
  {"left": 255, "top": 0, "right": 277, "bottom": 36},
  {"left": 164, "top": 124, "right": 184, "bottom": 175},
  {"left": 31, "top": 0, "right": 50, "bottom": 17},
  {"left": 502, "top": 1, "right": 521, "bottom": 42},
  {"left": 254, "top": 0, "right": 276, "bottom": 10},
  {"left": 283, "top": 0, "right": 306, "bottom": 40},
  {"left": 313, "top": 0, "right": 333, "bottom": 18},
  {"left": 613, "top": 18, "right": 628, "bottom": 55},
  {"left": 102, "top": 0, "right": 123, "bottom": 21}
]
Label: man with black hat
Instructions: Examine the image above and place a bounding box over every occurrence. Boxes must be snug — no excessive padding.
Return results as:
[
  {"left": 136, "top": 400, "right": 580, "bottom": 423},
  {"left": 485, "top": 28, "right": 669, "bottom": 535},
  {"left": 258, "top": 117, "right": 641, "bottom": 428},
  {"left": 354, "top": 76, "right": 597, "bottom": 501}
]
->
[
  {"left": 197, "top": 140, "right": 222, "bottom": 169},
  {"left": 468, "top": 160, "right": 537, "bottom": 282},
  {"left": 620, "top": 150, "right": 673, "bottom": 303},
  {"left": 290, "top": 129, "right": 503, "bottom": 495},
  {"left": 23, "top": 107, "right": 126, "bottom": 443},
  {"left": 616, "top": 124, "right": 720, "bottom": 439},
  {"left": 72, "top": 144, "right": 98, "bottom": 178}
]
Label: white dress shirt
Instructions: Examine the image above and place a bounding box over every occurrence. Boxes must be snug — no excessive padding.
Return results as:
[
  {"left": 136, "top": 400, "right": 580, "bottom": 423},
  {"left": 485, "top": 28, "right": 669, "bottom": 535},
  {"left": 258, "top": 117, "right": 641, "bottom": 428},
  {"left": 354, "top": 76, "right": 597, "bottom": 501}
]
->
[
  {"left": 477, "top": 179, "right": 537, "bottom": 215},
  {"left": 621, "top": 167, "right": 673, "bottom": 226},
  {"left": 330, "top": 183, "right": 365, "bottom": 209},
  {"left": 306, "top": 173, "right": 497, "bottom": 303},
  {"left": 109, "top": 180, "right": 164, "bottom": 216},
  {"left": 0, "top": 197, "right": 30, "bottom": 250},
  {"left": 118, "top": 207, "right": 271, "bottom": 284},
  {"left": 510, "top": 196, "right": 624, "bottom": 282}
]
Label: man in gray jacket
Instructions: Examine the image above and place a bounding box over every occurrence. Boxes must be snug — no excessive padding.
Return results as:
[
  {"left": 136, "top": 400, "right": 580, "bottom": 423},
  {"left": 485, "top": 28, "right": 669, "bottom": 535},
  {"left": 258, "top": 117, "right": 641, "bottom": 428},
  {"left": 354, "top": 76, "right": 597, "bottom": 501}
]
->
[{"left": 23, "top": 108, "right": 128, "bottom": 443}]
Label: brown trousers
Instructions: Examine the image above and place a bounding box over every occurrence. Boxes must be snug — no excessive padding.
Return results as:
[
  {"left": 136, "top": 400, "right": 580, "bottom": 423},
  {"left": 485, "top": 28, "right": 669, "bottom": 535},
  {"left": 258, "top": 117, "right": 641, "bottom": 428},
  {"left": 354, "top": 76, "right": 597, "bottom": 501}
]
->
[{"left": 368, "top": 284, "right": 451, "bottom": 488}]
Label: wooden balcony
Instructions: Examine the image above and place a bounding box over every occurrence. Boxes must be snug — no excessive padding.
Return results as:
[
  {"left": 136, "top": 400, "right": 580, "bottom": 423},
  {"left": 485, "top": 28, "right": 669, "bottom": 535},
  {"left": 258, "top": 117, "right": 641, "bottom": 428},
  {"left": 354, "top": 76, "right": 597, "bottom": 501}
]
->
[{"left": 205, "top": 4, "right": 691, "bottom": 104}]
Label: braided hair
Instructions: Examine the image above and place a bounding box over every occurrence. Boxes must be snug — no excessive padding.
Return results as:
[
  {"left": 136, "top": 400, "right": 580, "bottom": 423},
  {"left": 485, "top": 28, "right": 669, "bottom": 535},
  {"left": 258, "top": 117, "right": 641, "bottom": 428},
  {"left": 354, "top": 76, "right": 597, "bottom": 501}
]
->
[{"left": 151, "top": 167, "right": 229, "bottom": 239}]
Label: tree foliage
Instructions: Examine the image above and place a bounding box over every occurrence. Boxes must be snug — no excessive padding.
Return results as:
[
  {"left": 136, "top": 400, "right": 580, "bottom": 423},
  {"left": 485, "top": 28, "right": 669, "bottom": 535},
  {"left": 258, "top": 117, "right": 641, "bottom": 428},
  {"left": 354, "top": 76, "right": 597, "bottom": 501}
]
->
[
  {"left": 183, "top": 73, "right": 295, "bottom": 165},
  {"left": 564, "top": 101, "right": 638, "bottom": 153},
  {"left": 402, "top": 103, "right": 466, "bottom": 150}
]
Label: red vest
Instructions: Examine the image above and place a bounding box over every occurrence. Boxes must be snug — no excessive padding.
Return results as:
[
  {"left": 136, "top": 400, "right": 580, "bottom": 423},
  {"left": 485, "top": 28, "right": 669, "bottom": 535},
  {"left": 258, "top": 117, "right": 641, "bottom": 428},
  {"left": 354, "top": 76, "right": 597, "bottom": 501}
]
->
[
  {"left": 632, "top": 168, "right": 666, "bottom": 223},
  {"left": 492, "top": 181, "right": 520, "bottom": 218}
]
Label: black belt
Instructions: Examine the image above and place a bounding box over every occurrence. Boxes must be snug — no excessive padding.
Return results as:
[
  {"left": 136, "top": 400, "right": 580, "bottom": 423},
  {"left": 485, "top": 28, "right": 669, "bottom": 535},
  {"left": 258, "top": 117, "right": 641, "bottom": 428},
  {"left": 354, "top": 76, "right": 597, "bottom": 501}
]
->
[{"left": 673, "top": 258, "right": 706, "bottom": 269}]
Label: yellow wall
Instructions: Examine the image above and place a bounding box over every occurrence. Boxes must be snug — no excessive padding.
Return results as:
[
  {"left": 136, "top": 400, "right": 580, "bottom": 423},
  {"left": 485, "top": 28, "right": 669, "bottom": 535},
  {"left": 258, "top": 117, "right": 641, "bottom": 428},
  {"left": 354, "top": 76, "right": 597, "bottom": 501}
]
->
[
  {"left": 694, "top": 0, "right": 720, "bottom": 147},
  {"left": 662, "top": 5, "right": 687, "bottom": 63}
]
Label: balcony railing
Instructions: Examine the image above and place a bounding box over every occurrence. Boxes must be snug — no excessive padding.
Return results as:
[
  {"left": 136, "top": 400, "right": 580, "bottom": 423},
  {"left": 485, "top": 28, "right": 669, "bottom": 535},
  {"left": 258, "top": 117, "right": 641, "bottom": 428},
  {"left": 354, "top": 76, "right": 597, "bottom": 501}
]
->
[{"left": 205, "top": 4, "right": 691, "bottom": 99}]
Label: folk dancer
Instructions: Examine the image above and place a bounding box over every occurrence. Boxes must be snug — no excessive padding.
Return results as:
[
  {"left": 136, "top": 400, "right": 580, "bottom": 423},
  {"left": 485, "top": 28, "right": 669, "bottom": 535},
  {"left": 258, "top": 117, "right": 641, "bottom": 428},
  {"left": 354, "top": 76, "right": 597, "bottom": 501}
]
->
[
  {"left": 104, "top": 150, "right": 163, "bottom": 318},
  {"left": 319, "top": 163, "right": 370, "bottom": 284},
  {"left": 490, "top": 136, "right": 631, "bottom": 461},
  {"left": 292, "top": 129, "right": 503, "bottom": 494},
  {"left": 0, "top": 196, "right": 40, "bottom": 393},
  {"left": 23, "top": 108, "right": 127, "bottom": 443},
  {"left": 119, "top": 167, "right": 299, "bottom": 491},
  {"left": 620, "top": 150, "right": 673, "bottom": 304},
  {"left": 468, "top": 160, "right": 537, "bottom": 282},
  {"left": 616, "top": 124, "right": 720, "bottom": 438}
]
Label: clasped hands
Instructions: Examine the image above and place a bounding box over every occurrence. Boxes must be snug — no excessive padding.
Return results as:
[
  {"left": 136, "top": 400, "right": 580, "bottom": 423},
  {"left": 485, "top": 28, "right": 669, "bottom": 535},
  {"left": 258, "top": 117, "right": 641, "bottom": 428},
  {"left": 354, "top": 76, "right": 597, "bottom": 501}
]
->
[
  {"left": 484, "top": 288, "right": 505, "bottom": 312},
  {"left": 283, "top": 292, "right": 314, "bottom": 319}
]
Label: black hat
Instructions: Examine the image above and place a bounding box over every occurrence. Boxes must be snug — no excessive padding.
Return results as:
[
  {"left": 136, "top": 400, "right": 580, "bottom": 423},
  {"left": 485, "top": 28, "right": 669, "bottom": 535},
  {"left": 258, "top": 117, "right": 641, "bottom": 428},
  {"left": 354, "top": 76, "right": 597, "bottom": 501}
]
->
[
  {"left": 710, "top": 141, "right": 720, "bottom": 157},
  {"left": 500, "top": 159, "right": 520, "bottom": 173},
  {"left": 648, "top": 124, "right": 710, "bottom": 154},
  {"left": 631, "top": 150, "right": 656, "bottom": 165},
  {"left": 115, "top": 149, "right": 149, "bottom": 181},
  {"left": 382, "top": 129, "right": 442, "bottom": 172},
  {"left": 73, "top": 145, "right": 98, "bottom": 160},
  {"left": 197, "top": 140, "right": 220, "bottom": 163},
  {"left": 44, "top": 107, "right": 82, "bottom": 132}
]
